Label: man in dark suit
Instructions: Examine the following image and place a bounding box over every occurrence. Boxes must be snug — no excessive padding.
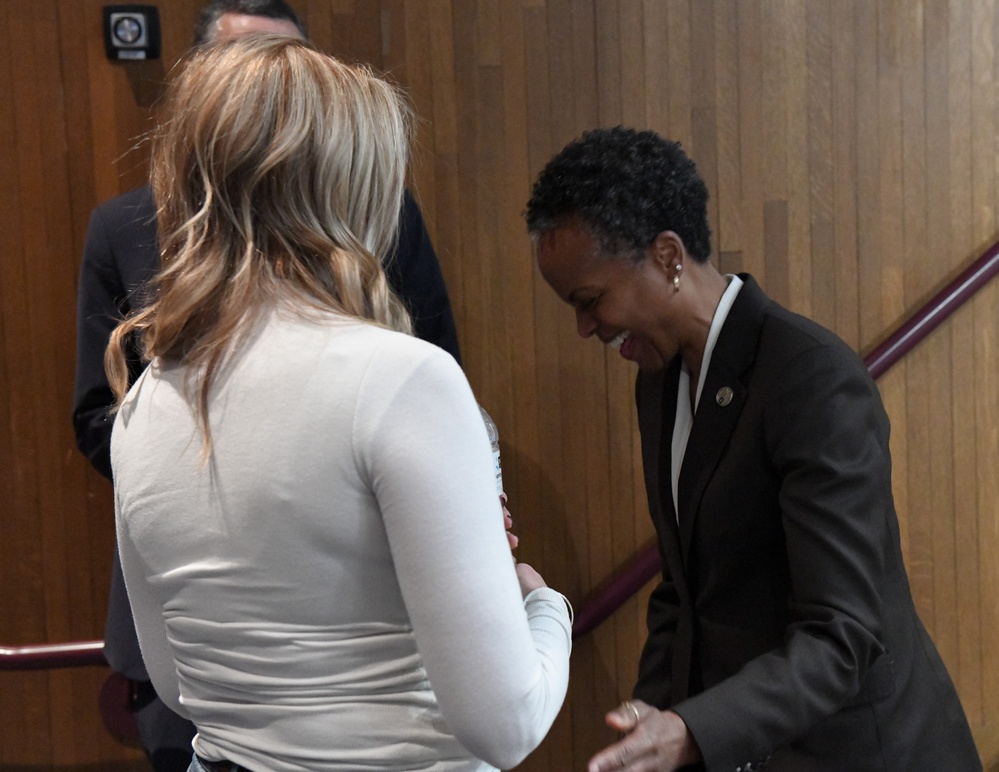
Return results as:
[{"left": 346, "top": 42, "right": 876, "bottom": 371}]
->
[
  {"left": 73, "top": 4, "right": 460, "bottom": 770},
  {"left": 527, "top": 126, "right": 979, "bottom": 771}
]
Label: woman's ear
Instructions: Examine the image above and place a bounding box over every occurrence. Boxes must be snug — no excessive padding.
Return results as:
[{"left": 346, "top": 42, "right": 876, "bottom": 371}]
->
[{"left": 649, "top": 230, "right": 684, "bottom": 273}]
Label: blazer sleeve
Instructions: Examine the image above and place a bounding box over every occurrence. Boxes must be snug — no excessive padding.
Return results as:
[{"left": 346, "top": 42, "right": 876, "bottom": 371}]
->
[
  {"left": 72, "top": 205, "right": 127, "bottom": 480},
  {"left": 673, "top": 341, "right": 896, "bottom": 769},
  {"left": 73, "top": 192, "right": 157, "bottom": 480},
  {"left": 633, "top": 566, "right": 682, "bottom": 706}
]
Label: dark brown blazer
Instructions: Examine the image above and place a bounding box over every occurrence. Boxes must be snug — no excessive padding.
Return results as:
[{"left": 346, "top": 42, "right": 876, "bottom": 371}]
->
[{"left": 634, "top": 275, "right": 979, "bottom": 771}]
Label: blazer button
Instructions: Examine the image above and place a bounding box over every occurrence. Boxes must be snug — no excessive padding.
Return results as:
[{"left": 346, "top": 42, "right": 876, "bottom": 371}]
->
[{"left": 716, "top": 386, "right": 734, "bottom": 406}]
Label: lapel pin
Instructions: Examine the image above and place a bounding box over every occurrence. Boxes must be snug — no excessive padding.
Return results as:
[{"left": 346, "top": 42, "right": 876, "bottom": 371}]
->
[{"left": 715, "top": 386, "right": 734, "bottom": 407}]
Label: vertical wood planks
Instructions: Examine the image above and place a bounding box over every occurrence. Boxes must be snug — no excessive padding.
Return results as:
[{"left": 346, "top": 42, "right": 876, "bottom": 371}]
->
[{"left": 1, "top": 1, "right": 997, "bottom": 767}]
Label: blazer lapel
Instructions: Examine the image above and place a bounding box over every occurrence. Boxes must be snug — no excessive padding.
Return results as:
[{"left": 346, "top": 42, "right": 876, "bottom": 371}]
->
[
  {"left": 637, "top": 359, "right": 687, "bottom": 577},
  {"left": 676, "top": 275, "right": 768, "bottom": 563},
  {"left": 638, "top": 358, "right": 697, "bottom": 702}
]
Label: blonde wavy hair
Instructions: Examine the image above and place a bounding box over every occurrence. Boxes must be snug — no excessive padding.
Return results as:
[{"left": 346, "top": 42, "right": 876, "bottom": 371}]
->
[{"left": 105, "top": 36, "right": 414, "bottom": 448}]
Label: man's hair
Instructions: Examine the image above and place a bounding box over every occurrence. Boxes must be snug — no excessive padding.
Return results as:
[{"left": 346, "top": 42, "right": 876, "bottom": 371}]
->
[
  {"left": 106, "top": 37, "right": 413, "bottom": 453},
  {"left": 525, "top": 126, "right": 712, "bottom": 262},
  {"left": 193, "top": 0, "right": 307, "bottom": 45}
]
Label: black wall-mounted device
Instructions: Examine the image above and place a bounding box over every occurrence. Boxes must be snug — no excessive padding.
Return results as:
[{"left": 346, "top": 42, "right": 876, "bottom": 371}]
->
[{"left": 103, "top": 5, "right": 161, "bottom": 61}]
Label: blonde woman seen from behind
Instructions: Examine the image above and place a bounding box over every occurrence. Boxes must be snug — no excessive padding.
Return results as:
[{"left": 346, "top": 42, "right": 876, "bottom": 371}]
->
[{"left": 108, "top": 37, "right": 570, "bottom": 772}]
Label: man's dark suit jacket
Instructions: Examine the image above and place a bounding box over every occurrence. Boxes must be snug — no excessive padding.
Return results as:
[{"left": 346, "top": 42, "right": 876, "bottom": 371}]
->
[
  {"left": 634, "top": 275, "right": 979, "bottom": 771},
  {"left": 73, "top": 184, "right": 462, "bottom": 679}
]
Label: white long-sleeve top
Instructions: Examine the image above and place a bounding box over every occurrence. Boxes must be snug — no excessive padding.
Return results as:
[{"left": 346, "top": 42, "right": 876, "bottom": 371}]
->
[{"left": 112, "top": 308, "right": 571, "bottom": 771}]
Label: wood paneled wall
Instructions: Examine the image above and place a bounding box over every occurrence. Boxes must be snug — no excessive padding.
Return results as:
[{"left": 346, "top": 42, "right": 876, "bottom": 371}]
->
[{"left": 1, "top": 1, "right": 996, "bottom": 768}]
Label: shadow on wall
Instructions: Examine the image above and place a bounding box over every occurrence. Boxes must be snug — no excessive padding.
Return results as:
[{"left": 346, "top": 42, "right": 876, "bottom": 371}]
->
[
  {"left": 121, "top": 58, "right": 167, "bottom": 108},
  {"left": 500, "top": 442, "right": 630, "bottom": 766},
  {"left": 976, "top": 718, "right": 999, "bottom": 772}
]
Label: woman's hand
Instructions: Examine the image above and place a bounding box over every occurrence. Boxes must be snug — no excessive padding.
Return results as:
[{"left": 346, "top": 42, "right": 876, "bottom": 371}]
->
[
  {"left": 587, "top": 701, "right": 701, "bottom": 772},
  {"left": 501, "top": 493, "right": 519, "bottom": 551},
  {"left": 515, "top": 562, "right": 547, "bottom": 597},
  {"left": 501, "top": 493, "right": 547, "bottom": 597}
]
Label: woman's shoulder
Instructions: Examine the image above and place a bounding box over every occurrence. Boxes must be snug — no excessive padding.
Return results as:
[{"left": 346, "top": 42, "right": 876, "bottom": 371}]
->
[
  {"left": 762, "top": 306, "right": 864, "bottom": 373},
  {"left": 266, "top": 312, "right": 462, "bottom": 380},
  {"left": 361, "top": 324, "right": 463, "bottom": 380}
]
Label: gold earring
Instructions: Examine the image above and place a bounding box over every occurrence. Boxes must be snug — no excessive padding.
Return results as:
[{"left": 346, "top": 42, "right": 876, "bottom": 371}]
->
[{"left": 673, "top": 264, "right": 682, "bottom": 292}]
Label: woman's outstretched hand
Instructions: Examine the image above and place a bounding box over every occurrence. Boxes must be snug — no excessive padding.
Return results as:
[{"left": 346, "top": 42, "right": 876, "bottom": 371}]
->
[{"left": 587, "top": 701, "right": 702, "bottom": 772}]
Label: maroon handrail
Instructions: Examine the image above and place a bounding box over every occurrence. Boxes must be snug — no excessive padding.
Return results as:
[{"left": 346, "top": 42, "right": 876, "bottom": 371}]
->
[
  {"left": 866, "top": 241, "right": 999, "bottom": 379},
  {"left": 572, "top": 240, "right": 999, "bottom": 639},
  {"left": 0, "top": 641, "right": 107, "bottom": 670},
  {"left": 4, "top": 242, "right": 999, "bottom": 662}
]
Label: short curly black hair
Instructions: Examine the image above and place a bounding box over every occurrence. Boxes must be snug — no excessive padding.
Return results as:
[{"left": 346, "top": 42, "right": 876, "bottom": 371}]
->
[{"left": 525, "top": 126, "right": 712, "bottom": 262}]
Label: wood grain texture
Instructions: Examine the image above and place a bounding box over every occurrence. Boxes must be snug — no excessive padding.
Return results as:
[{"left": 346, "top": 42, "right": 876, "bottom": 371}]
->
[{"left": 0, "top": 1, "right": 997, "bottom": 768}]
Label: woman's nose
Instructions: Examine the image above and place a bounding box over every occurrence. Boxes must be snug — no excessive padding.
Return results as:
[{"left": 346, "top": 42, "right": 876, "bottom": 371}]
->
[{"left": 575, "top": 309, "right": 597, "bottom": 339}]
